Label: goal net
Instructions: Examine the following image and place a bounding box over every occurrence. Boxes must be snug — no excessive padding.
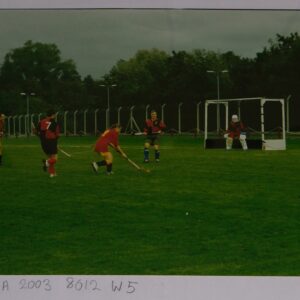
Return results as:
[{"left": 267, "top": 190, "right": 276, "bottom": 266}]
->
[{"left": 204, "top": 97, "right": 286, "bottom": 150}]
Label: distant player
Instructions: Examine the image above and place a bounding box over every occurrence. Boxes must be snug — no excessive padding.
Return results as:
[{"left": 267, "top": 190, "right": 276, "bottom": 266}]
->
[
  {"left": 144, "top": 110, "right": 166, "bottom": 162},
  {"left": 37, "top": 110, "right": 60, "bottom": 177},
  {"left": 0, "top": 113, "right": 5, "bottom": 166},
  {"left": 224, "top": 114, "right": 248, "bottom": 150},
  {"left": 92, "top": 124, "right": 127, "bottom": 175}
]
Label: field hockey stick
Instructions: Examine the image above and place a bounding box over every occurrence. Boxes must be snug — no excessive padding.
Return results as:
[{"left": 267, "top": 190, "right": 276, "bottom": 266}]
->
[
  {"left": 58, "top": 147, "right": 72, "bottom": 157},
  {"left": 125, "top": 157, "right": 151, "bottom": 173},
  {"left": 115, "top": 148, "right": 150, "bottom": 173}
]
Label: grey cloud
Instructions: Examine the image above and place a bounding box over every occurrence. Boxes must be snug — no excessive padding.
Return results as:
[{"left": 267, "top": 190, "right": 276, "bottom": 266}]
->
[{"left": 0, "top": 10, "right": 300, "bottom": 78}]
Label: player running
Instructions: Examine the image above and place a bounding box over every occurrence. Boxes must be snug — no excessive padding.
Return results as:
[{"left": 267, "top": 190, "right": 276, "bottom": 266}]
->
[
  {"left": 92, "top": 124, "right": 127, "bottom": 175},
  {"left": 36, "top": 110, "right": 60, "bottom": 177},
  {"left": 224, "top": 114, "right": 248, "bottom": 150},
  {"left": 143, "top": 110, "right": 166, "bottom": 162},
  {"left": 0, "top": 113, "right": 5, "bottom": 166}
]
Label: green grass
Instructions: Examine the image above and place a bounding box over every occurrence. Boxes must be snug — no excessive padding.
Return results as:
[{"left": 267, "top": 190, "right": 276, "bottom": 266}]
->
[{"left": 0, "top": 135, "right": 299, "bottom": 275}]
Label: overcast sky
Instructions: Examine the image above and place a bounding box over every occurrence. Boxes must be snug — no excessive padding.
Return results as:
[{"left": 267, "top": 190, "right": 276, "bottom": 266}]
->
[{"left": 0, "top": 9, "right": 299, "bottom": 78}]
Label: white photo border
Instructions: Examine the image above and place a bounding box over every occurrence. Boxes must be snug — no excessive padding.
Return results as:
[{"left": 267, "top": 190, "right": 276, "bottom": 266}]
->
[
  {"left": 0, "top": 0, "right": 300, "bottom": 10},
  {"left": 0, "top": 1, "right": 299, "bottom": 300}
]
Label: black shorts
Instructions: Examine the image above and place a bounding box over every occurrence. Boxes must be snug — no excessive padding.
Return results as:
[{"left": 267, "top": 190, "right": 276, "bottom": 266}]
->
[
  {"left": 41, "top": 139, "right": 58, "bottom": 155},
  {"left": 145, "top": 134, "right": 159, "bottom": 146}
]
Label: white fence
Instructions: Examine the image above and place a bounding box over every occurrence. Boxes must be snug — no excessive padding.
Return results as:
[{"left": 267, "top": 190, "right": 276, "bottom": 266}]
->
[
  {"left": 3, "top": 103, "right": 203, "bottom": 137},
  {"left": 3, "top": 99, "right": 295, "bottom": 137}
]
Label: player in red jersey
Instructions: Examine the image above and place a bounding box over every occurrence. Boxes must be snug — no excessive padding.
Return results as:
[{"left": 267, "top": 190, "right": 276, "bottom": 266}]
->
[
  {"left": 0, "top": 113, "right": 5, "bottom": 166},
  {"left": 224, "top": 114, "right": 248, "bottom": 150},
  {"left": 143, "top": 110, "right": 166, "bottom": 162},
  {"left": 36, "top": 110, "right": 60, "bottom": 177},
  {"left": 92, "top": 124, "right": 127, "bottom": 175}
]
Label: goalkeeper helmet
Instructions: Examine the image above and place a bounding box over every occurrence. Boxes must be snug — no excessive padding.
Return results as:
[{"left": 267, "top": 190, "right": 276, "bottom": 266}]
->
[{"left": 232, "top": 114, "right": 239, "bottom": 122}]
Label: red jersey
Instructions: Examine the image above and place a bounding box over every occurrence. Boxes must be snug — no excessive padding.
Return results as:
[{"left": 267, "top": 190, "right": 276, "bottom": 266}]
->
[
  {"left": 37, "top": 117, "right": 60, "bottom": 140},
  {"left": 227, "top": 121, "right": 246, "bottom": 138},
  {"left": 144, "top": 118, "right": 166, "bottom": 135},
  {"left": 95, "top": 129, "right": 119, "bottom": 153}
]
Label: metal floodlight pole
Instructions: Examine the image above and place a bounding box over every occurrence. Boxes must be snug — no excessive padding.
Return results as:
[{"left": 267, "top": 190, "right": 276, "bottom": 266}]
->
[
  {"left": 74, "top": 110, "right": 78, "bottom": 135},
  {"left": 130, "top": 106, "right": 135, "bottom": 131},
  {"left": 196, "top": 101, "right": 201, "bottom": 133},
  {"left": 84, "top": 109, "right": 88, "bottom": 135},
  {"left": 64, "top": 111, "right": 69, "bottom": 136},
  {"left": 107, "top": 87, "right": 110, "bottom": 126},
  {"left": 105, "top": 108, "right": 110, "bottom": 129},
  {"left": 207, "top": 70, "right": 228, "bottom": 132},
  {"left": 7, "top": 116, "right": 12, "bottom": 136},
  {"left": 94, "top": 108, "right": 99, "bottom": 136},
  {"left": 161, "top": 103, "right": 166, "bottom": 122},
  {"left": 20, "top": 92, "right": 35, "bottom": 136},
  {"left": 117, "top": 107, "right": 122, "bottom": 125},
  {"left": 100, "top": 83, "right": 117, "bottom": 128},
  {"left": 24, "top": 114, "right": 27, "bottom": 135},
  {"left": 18, "top": 115, "right": 22, "bottom": 135},
  {"left": 178, "top": 102, "right": 183, "bottom": 134},
  {"left": 30, "top": 114, "right": 35, "bottom": 135},
  {"left": 13, "top": 116, "right": 17, "bottom": 136}
]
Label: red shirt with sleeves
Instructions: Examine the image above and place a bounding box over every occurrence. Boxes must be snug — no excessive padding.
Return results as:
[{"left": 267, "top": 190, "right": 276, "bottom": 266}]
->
[
  {"left": 95, "top": 129, "right": 119, "bottom": 153},
  {"left": 37, "top": 117, "right": 60, "bottom": 140},
  {"left": 144, "top": 118, "right": 166, "bottom": 135}
]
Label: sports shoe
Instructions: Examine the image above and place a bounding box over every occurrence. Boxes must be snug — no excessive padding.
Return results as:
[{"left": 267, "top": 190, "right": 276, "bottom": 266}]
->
[
  {"left": 49, "top": 173, "right": 57, "bottom": 178},
  {"left": 91, "top": 162, "right": 99, "bottom": 173},
  {"left": 144, "top": 159, "right": 149, "bottom": 163},
  {"left": 155, "top": 159, "right": 160, "bottom": 163},
  {"left": 106, "top": 171, "right": 114, "bottom": 175}
]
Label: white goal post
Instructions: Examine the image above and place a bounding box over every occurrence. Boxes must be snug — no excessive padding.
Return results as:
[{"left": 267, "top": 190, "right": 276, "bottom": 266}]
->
[{"left": 204, "top": 97, "right": 286, "bottom": 150}]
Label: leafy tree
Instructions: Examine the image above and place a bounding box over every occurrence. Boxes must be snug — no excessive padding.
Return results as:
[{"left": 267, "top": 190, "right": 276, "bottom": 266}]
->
[{"left": 0, "top": 40, "right": 82, "bottom": 112}]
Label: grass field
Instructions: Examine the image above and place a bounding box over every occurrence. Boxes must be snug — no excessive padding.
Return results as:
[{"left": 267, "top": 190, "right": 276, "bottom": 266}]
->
[{"left": 0, "top": 135, "right": 299, "bottom": 275}]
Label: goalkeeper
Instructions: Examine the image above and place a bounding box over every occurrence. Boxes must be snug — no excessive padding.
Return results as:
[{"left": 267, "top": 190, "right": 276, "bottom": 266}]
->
[{"left": 224, "top": 114, "right": 248, "bottom": 150}]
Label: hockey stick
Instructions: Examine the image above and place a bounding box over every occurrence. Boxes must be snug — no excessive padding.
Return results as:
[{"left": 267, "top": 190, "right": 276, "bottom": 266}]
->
[
  {"left": 112, "top": 144, "right": 150, "bottom": 173},
  {"left": 126, "top": 157, "right": 151, "bottom": 173},
  {"left": 58, "top": 147, "right": 72, "bottom": 158}
]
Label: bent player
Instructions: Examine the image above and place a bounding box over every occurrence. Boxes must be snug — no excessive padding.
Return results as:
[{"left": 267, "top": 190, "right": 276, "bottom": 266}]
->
[
  {"left": 0, "top": 113, "right": 5, "bottom": 166},
  {"left": 92, "top": 124, "right": 127, "bottom": 175},
  {"left": 37, "top": 110, "right": 60, "bottom": 177},
  {"left": 144, "top": 110, "right": 166, "bottom": 162},
  {"left": 224, "top": 114, "right": 248, "bottom": 150}
]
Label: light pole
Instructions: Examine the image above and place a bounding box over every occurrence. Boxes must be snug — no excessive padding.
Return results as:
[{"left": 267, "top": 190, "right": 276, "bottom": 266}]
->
[
  {"left": 100, "top": 84, "right": 117, "bottom": 127},
  {"left": 20, "top": 92, "right": 35, "bottom": 136},
  {"left": 161, "top": 103, "right": 166, "bottom": 123},
  {"left": 207, "top": 70, "right": 228, "bottom": 132}
]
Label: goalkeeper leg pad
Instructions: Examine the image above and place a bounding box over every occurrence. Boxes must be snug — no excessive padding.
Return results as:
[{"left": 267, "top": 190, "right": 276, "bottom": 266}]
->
[{"left": 226, "top": 137, "right": 233, "bottom": 150}]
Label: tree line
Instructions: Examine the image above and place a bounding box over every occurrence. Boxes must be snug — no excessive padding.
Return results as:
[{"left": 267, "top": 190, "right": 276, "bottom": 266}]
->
[{"left": 0, "top": 33, "right": 299, "bottom": 129}]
